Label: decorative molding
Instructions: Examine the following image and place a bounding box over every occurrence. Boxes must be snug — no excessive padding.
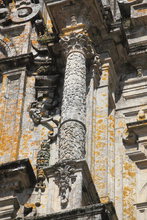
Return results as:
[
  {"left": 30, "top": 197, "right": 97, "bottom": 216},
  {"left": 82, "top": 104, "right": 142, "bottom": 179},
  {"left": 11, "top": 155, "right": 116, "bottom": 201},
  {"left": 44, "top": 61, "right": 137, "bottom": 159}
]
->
[
  {"left": 10, "top": 0, "right": 41, "bottom": 24},
  {"left": 60, "top": 32, "right": 94, "bottom": 58}
]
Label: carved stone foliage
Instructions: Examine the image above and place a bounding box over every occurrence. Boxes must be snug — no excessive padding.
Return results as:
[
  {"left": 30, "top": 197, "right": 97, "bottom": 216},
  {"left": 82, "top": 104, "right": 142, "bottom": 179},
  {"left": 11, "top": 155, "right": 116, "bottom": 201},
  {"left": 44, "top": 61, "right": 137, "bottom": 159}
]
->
[
  {"left": 59, "top": 121, "right": 86, "bottom": 160},
  {"left": 60, "top": 33, "right": 94, "bottom": 58},
  {"left": 54, "top": 161, "right": 77, "bottom": 209}
]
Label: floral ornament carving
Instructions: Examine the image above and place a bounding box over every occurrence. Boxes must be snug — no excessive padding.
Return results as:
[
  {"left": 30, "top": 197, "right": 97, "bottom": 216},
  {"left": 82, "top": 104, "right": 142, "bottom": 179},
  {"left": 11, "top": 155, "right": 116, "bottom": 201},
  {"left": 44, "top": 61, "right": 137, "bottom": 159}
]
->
[
  {"left": 60, "top": 32, "right": 94, "bottom": 58},
  {"left": 54, "top": 162, "right": 77, "bottom": 209}
]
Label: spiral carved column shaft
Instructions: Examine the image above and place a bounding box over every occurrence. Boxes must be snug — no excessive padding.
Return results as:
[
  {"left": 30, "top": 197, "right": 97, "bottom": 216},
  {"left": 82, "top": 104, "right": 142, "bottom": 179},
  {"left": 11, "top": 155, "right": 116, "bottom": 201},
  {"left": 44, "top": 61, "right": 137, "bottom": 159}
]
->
[{"left": 59, "top": 33, "right": 93, "bottom": 161}]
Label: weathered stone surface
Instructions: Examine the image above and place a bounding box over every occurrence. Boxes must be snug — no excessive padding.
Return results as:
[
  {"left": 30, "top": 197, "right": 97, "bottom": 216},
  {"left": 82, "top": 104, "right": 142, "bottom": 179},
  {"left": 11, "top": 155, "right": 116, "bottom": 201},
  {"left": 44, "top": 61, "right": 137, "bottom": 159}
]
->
[{"left": 0, "top": 0, "right": 147, "bottom": 219}]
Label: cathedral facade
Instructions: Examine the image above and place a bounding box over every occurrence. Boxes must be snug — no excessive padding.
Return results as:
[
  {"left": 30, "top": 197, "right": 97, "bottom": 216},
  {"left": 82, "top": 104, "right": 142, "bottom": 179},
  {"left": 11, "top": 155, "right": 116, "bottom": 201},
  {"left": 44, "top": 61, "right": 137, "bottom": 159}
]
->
[{"left": 0, "top": 0, "right": 147, "bottom": 219}]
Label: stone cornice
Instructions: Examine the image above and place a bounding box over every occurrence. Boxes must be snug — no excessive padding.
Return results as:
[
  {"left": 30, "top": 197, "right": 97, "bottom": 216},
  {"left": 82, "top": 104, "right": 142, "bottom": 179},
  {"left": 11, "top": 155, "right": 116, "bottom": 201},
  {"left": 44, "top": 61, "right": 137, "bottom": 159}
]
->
[
  {"left": 0, "top": 158, "right": 36, "bottom": 192},
  {"left": 0, "top": 53, "right": 34, "bottom": 72},
  {"left": 24, "top": 202, "right": 117, "bottom": 220}
]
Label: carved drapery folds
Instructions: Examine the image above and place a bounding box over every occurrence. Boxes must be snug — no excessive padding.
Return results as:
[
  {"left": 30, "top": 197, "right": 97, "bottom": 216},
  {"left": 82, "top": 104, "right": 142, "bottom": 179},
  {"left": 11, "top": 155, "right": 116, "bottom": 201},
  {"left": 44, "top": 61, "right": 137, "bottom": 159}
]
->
[{"left": 59, "top": 33, "right": 94, "bottom": 161}]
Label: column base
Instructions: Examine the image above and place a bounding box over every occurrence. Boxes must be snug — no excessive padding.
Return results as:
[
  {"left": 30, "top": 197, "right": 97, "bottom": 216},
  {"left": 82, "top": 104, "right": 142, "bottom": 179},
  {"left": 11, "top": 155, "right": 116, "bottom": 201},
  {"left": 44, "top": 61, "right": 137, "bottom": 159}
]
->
[{"left": 44, "top": 160, "right": 100, "bottom": 213}]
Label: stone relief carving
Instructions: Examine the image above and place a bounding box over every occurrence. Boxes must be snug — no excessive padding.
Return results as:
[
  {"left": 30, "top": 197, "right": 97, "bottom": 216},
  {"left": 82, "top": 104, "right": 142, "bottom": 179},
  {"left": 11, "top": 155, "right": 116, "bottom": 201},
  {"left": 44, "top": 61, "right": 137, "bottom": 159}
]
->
[
  {"left": 59, "top": 121, "right": 86, "bottom": 160},
  {"left": 61, "top": 51, "right": 86, "bottom": 123},
  {"left": 54, "top": 161, "right": 77, "bottom": 209},
  {"left": 10, "top": 0, "right": 41, "bottom": 23},
  {"left": 60, "top": 32, "right": 94, "bottom": 58},
  {"left": 59, "top": 33, "right": 96, "bottom": 161},
  {"left": 29, "top": 101, "right": 60, "bottom": 134},
  {"left": 90, "top": 54, "right": 102, "bottom": 88}
]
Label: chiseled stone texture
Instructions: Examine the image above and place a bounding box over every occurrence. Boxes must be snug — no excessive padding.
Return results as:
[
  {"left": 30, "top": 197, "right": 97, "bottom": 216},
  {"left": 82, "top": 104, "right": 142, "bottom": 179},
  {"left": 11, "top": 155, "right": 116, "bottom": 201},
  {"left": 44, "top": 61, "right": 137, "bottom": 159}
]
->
[
  {"left": 59, "top": 51, "right": 86, "bottom": 160},
  {"left": 61, "top": 52, "right": 86, "bottom": 123},
  {"left": 59, "top": 121, "right": 86, "bottom": 160}
]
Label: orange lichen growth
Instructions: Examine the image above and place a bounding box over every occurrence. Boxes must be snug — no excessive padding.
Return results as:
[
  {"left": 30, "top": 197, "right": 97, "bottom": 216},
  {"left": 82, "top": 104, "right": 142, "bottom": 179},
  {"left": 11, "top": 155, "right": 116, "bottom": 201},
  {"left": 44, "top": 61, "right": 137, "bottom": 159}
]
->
[
  {"left": 136, "top": 9, "right": 147, "bottom": 13},
  {"left": 100, "top": 196, "right": 110, "bottom": 203},
  {"left": 110, "top": 167, "right": 115, "bottom": 177},
  {"left": 3, "top": 37, "right": 10, "bottom": 43},
  {"left": 24, "top": 203, "right": 36, "bottom": 209}
]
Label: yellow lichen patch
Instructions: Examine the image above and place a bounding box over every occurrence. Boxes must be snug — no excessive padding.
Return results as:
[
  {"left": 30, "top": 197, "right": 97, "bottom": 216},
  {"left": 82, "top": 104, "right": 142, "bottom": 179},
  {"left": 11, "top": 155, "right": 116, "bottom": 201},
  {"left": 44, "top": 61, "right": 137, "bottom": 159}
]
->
[
  {"left": 24, "top": 203, "right": 36, "bottom": 209},
  {"left": 100, "top": 196, "right": 110, "bottom": 203},
  {"left": 118, "top": 121, "right": 126, "bottom": 128},
  {"left": 137, "top": 9, "right": 147, "bottom": 13},
  {"left": 110, "top": 167, "right": 115, "bottom": 177},
  {"left": 95, "top": 142, "right": 106, "bottom": 148}
]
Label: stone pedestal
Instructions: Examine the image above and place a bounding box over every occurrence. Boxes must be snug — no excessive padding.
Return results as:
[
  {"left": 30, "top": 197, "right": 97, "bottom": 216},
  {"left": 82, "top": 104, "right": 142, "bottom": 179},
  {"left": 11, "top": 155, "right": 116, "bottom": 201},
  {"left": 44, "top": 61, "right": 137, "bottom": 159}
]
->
[{"left": 44, "top": 160, "right": 100, "bottom": 213}]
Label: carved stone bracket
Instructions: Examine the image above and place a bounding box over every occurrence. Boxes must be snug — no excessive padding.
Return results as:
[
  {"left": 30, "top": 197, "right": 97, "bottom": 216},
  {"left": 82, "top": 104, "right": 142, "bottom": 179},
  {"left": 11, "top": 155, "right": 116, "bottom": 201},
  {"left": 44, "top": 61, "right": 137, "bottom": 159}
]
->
[{"left": 54, "top": 161, "right": 77, "bottom": 209}]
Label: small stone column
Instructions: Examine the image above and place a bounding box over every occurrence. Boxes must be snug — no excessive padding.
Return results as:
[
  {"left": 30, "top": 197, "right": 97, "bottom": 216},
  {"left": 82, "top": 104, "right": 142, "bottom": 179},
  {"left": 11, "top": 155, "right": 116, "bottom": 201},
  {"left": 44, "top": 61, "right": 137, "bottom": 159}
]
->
[{"left": 59, "top": 33, "right": 93, "bottom": 161}]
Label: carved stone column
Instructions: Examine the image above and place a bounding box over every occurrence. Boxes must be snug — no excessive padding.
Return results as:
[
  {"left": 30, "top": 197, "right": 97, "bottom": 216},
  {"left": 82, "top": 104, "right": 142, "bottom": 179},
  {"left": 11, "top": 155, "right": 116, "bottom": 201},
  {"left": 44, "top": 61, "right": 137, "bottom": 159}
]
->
[{"left": 59, "top": 33, "right": 93, "bottom": 161}]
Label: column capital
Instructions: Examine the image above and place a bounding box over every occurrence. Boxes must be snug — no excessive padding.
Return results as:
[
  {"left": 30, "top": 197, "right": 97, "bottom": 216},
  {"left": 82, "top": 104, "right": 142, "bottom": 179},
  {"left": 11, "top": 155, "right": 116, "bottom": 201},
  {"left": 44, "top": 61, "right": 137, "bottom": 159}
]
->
[{"left": 60, "top": 32, "right": 94, "bottom": 58}]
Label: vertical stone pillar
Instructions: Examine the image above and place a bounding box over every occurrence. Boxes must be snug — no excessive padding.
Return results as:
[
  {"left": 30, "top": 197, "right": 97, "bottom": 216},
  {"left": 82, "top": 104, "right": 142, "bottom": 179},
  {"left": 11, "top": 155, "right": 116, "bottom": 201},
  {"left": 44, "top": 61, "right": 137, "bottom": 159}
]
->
[
  {"left": 43, "top": 33, "right": 99, "bottom": 213},
  {"left": 59, "top": 33, "right": 93, "bottom": 161}
]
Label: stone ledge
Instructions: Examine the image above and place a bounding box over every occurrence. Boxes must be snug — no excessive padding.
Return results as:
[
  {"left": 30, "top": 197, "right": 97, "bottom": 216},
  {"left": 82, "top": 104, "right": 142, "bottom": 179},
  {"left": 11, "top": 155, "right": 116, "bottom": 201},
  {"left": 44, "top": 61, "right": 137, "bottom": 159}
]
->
[
  {"left": 0, "top": 53, "right": 34, "bottom": 72},
  {"left": 24, "top": 202, "right": 118, "bottom": 220},
  {"left": 0, "top": 158, "right": 36, "bottom": 193}
]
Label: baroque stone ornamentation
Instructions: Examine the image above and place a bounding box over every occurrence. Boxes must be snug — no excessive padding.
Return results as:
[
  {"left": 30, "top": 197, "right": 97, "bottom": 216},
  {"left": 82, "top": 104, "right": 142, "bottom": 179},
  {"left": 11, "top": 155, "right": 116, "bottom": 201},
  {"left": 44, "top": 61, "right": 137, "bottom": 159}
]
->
[
  {"left": 10, "top": 0, "right": 41, "bottom": 23},
  {"left": 54, "top": 161, "right": 77, "bottom": 209},
  {"left": 90, "top": 54, "right": 102, "bottom": 88},
  {"left": 29, "top": 101, "right": 60, "bottom": 136},
  {"left": 36, "top": 140, "right": 51, "bottom": 192},
  {"left": 59, "top": 32, "right": 94, "bottom": 161},
  {"left": 60, "top": 32, "right": 94, "bottom": 58},
  {"left": 59, "top": 121, "right": 86, "bottom": 160}
]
